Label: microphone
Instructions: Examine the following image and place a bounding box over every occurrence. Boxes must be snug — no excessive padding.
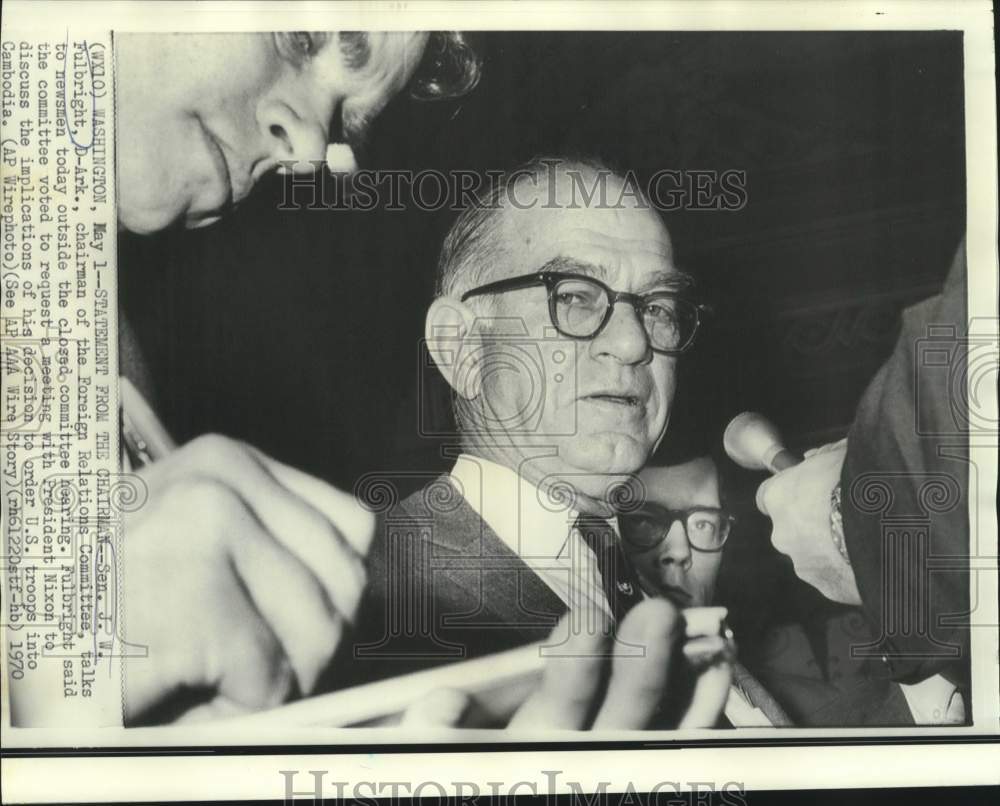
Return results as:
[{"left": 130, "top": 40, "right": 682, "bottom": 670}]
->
[{"left": 723, "top": 411, "right": 802, "bottom": 474}]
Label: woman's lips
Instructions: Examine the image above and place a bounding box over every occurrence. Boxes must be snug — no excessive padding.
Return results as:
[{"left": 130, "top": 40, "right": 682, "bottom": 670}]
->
[
  {"left": 193, "top": 118, "right": 253, "bottom": 221},
  {"left": 196, "top": 118, "right": 233, "bottom": 212}
]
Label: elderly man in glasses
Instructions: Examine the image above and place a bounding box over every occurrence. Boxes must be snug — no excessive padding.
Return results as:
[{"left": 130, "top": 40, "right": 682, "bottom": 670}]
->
[{"left": 340, "top": 157, "right": 734, "bottom": 729}]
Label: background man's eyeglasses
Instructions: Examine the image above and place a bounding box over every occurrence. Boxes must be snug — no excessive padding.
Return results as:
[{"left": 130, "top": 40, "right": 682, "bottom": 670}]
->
[
  {"left": 460, "top": 271, "right": 708, "bottom": 355},
  {"left": 620, "top": 503, "right": 736, "bottom": 553}
]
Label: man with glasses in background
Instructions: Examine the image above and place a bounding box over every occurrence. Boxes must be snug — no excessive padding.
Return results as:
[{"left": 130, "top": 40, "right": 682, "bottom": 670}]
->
[{"left": 630, "top": 458, "right": 927, "bottom": 727}]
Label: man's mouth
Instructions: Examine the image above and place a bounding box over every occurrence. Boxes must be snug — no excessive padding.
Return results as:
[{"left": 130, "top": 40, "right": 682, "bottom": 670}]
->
[
  {"left": 584, "top": 393, "right": 642, "bottom": 408},
  {"left": 659, "top": 584, "right": 692, "bottom": 605}
]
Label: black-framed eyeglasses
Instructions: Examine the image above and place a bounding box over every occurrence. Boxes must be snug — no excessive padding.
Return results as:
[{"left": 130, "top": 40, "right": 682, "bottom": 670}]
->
[
  {"left": 460, "top": 271, "right": 709, "bottom": 356},
  {"left": 620, "top": 502, "right": 736, "bottom": 553}
]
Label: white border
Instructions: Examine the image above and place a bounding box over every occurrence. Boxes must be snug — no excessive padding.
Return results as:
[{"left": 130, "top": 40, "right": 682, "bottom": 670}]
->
[
  {"left": 2, "top": 0, "right": 997, "bottom": 800},
  {"left": 3, "top": 745, "right": 1000, "bottom": 802}
]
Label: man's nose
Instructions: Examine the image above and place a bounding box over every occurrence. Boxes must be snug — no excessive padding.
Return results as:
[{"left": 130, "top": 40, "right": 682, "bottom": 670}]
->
[
  {"left": 258, "top": 99, "right": 331, "bottom": 174},
  {"left": 658, "top": 521, "right": 693, "bottom": 570},
  {"left": 591, "top": 301, "right": 650, "bottom": 364}
]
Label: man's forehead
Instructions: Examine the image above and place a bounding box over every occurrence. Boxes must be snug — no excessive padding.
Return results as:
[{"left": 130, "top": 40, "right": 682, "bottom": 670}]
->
[
  {"left": 539, "top": 227, "right": 673, "bottom": 260},
  {"left": 505, "top": 184, "right": 670, "bottom": 246},
  {"left": 509, "top": 217, "right": 680, "bottom": 286},
  {"left": 539, "top": 254, "right": 689, "bottom": 292},
  {"left": 642, "top": 459, "right": 720, "bottom": 509}
]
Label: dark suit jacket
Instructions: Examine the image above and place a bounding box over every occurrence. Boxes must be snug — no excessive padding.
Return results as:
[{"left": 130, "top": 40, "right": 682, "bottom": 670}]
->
[
  {"left": 841, "top": 241, "right": 970, "bottom": 695},
  {"left": 326, "top": 477, "right": 915, "bottom": 726},
  {"left": 752, "top": 616, "right": 915, "bottom": 727},
  {"left": 330, "top": 477, "right": 567, "bottom": 689}
]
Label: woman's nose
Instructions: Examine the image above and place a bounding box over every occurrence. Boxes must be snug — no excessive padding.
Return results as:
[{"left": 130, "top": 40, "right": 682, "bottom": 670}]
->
[{"left": 258, "top": 100, "right": 330, "bottom": 173}]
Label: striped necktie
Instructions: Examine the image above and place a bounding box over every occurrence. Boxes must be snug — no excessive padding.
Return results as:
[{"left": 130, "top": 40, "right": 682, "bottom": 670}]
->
[{"left": 575, "top": 515, "right": 644, "bottom": 622}]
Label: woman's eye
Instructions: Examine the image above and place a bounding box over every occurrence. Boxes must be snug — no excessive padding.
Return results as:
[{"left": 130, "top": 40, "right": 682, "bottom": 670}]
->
[{"left": 274, "top": 32, "right": 326, "bottom": 65}]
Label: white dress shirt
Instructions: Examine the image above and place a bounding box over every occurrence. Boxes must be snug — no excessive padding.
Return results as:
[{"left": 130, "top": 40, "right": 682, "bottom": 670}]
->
[
  {"left": 899, "top": 674, "right": 965, "bottom": 724},
  {"left": 449, "top": 453, "right": 613, "bottom": 619}
]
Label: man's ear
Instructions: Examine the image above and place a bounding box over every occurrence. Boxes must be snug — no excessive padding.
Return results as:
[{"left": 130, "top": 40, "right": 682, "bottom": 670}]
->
[{"left": 425, "top": 297, "right": 482, "bottom": 400}]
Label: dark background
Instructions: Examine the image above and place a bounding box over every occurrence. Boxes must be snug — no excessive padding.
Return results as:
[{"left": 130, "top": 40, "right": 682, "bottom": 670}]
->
[{"left": 120, "top": 31, "right": 966, "bottom": 699}]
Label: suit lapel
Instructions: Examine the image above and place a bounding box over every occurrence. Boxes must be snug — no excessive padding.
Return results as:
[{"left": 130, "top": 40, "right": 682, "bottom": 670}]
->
[{"left": 401, "top": 479, "right": 566, "bottom": 637}]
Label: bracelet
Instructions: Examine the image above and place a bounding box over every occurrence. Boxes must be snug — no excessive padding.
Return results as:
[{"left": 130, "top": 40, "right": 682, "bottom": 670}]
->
[{"left": 829, "top": 484, "right": 851, "bottom": 563}]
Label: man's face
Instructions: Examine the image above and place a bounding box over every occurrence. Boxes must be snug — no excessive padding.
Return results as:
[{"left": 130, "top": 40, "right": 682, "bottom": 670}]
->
[
  {"left": 472, "top": 173, "right": 680, "bottom": 502},
  {"left": 624, "top": 460, "right": 724, "bottom": 607},
  {"left": 116, "top": 32, "right": 428, "bottom": 234}
]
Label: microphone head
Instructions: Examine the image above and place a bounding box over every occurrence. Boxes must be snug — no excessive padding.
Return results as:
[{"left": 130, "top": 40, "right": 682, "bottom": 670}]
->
[{"left": 723, "top": 411, "right": 786, "bottom": 471}]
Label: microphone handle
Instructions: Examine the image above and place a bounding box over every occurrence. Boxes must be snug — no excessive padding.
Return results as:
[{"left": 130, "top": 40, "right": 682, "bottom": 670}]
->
[{"left": 767, "top": 448, "right": 802, "bottom": 473}]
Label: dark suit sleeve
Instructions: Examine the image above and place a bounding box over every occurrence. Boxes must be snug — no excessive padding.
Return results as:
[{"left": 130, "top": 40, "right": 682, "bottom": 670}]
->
[
  {"left": 320, "top": 490, "right": 562, "bottom": 693},
  {"left": 840, "top": 241, "right": 970, "bottom": 688},
  {"left": 323, "top": 510, "right": 482, "bottom": 689}
]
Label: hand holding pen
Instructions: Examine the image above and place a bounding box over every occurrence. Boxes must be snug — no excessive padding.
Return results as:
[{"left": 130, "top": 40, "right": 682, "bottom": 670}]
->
[{"left": 119, "top": 379, "right": 376, "bottom": 723}]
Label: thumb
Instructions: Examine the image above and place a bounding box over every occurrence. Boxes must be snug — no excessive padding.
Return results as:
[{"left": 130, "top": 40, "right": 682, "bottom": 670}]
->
[
  {"left": 175, "top": 696, "right": 255, "bottom": 724},
  {"left": 755, "top": 476, "right": 774, "bottom": 516},
  {"left": 679, "top": 657, "right": 733, "bottom": 728}
]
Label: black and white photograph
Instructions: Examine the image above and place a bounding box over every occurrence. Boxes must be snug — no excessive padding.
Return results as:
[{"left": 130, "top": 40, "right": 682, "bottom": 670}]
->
[{"left": 1, "top": 1, "right": 997, "bottom": 802}]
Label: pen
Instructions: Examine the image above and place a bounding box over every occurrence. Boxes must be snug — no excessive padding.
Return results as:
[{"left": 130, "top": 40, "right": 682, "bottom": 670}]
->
[{"left": 120, "top": 376, "right": 176, "bottom": 467}]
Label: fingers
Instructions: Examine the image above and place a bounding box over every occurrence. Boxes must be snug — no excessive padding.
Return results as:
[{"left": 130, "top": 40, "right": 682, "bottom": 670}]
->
[
  {"left": 755, "top": 468, "right": 791, "bottom": 516},
  {"left": 756, "top": 441, "right": 848, "bottom": 517},
  {"left": 123, "top": 481, "right": 297, "bottom": 719},
  {"left": 400, "top": 688, "right": 471, "bottom": 727},
  {"left": 509, "top": 610, "right": 611, "bottom": 730},
  {"left": 123, "top": 435, "right": 371, "bottom": 721},
  {"left": 755, "top": 475, "right": 774, "bottom": 516},
  {"left": 226, "top": 501, "right": 346, "bottom": 694},
  {"left": 679, "top": 610, "right": 736, "bottom": 728},
  {"left": 678, "top": 658, "right": 733, "bottom": 729},
  {"left": 803, "top": 437, "right": 847, "bottom": 458},
  {"left": 593, "top": 598, "right": 682, "bottom": 730},
  {"left": 152, "top": 435, "right": 368, "bottom": 622},
  {"left": 174, "top": 697, "right": 254, "bottom": 724},
  {"left": 202, "top": 566, "right": 298, "bottom": 711},
  {"left": 255, "top": 449, "right": 377, "bottom": 555}
]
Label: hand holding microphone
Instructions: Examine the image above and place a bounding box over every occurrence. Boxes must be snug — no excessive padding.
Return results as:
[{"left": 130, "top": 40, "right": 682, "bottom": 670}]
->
[
  {"left": 722, "top": 410, "right": 802, "bottom": 475},
  {"left": 724, "top": 412, "right": 861, "bottom": 605}
]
